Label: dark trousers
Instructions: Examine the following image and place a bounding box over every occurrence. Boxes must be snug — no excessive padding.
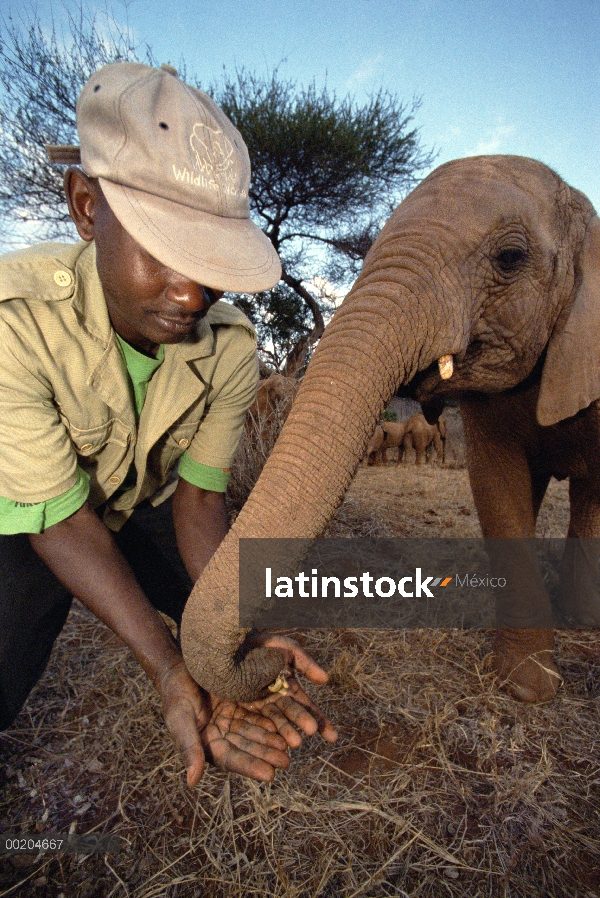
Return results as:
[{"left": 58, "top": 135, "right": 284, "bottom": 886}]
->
[{"left": 0, "top": 498, "right": 193, "bottom": 730}]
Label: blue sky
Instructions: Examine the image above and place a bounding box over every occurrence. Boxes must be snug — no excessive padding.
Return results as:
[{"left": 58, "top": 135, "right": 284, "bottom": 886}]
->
[{"left": 6, "top": 0, "right": 600, "bottom": 210}]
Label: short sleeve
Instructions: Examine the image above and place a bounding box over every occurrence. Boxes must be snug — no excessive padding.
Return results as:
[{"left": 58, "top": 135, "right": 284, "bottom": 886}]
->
[
  {"left": 178, "top": 455, "right": 230, "bottom": 492},
  {"left": 0, "top": 467, "right": 90, "bottom": 534}
]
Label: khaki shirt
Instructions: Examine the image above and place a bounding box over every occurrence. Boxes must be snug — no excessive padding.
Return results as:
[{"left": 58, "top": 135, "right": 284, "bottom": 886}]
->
[{"left": 0, "top": 241, "right": 258, "bottom": 530}]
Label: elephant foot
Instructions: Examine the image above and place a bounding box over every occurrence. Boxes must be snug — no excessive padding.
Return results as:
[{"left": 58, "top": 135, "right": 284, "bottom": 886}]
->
[{"left": 493, "top": 629, "right": 562, "bottom": 703}]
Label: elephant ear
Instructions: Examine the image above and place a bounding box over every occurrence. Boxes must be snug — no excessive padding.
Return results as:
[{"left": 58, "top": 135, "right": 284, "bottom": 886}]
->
[{"left": 537, "top": 215, "right": 600, "bottom": 426}]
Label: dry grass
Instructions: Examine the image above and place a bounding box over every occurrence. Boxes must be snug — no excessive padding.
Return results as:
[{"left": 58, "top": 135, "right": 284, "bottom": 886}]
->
[
  {"left": 1, "top": 410, "right": 599, "bottom": 897},
  {"left": 226, "top": 399, "right": 288, "bottom": 520}
]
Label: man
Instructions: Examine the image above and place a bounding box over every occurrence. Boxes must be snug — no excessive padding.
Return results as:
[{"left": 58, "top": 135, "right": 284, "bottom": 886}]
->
[{"left": 0, "top": 62, "right": 336, "bottom": 785}]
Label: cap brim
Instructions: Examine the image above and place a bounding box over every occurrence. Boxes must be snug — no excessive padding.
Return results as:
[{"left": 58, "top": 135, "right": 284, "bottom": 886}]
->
[{"left": 99, "top": 178, "right": 281, "bottom": 293}]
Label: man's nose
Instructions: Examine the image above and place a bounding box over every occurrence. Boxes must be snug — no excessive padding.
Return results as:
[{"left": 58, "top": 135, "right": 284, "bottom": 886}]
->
[{"left": 165, "top": 275, "right": 210, "bottom": 313}]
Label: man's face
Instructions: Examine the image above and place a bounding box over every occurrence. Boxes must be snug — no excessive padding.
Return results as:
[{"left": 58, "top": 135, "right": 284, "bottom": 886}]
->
[{"left": 71, "top": 174, "right": 221, "bottom": 355}]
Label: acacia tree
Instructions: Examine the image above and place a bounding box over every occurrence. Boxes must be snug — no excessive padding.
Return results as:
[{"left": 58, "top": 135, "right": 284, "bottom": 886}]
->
[
  {"left": 213, "top": 68, "right": 435, "bottom": 373},
  {"left": 0, "top": 10, "right": 435, "bottom": 371},
  {"left": 0, "top": 7, "right": 153, "bottom": 246}
]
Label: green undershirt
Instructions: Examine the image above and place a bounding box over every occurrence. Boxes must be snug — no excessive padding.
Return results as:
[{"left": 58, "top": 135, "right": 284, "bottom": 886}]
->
[
  {"left": 0, "top": 335, "right": 230, "bottom": 534},
  {"left": 116, "top": 334, "right": 164, "bottom": 416}
]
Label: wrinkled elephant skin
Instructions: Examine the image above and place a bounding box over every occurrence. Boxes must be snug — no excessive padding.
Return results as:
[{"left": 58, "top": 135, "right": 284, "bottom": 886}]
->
[{"left": 181, "top": 155, "right": 600, "bottom": 704}]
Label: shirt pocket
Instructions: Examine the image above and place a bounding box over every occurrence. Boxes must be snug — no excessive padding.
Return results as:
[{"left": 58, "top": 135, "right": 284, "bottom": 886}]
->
[{"left": 69, "top": 419, "right": 133, "bottom": 501}]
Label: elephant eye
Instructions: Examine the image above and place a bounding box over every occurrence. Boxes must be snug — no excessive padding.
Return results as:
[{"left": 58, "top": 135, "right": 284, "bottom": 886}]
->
[{"left": 494, "top": 247, "right": 528, "bottom": 274}]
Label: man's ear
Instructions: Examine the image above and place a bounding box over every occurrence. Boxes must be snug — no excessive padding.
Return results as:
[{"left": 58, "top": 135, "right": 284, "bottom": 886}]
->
[{"left": 64, "top": 168, "right": 98, "bottom": 242}]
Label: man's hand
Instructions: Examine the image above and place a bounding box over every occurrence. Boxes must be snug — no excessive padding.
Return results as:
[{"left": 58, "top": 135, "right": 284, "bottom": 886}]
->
[
  {"left": 241, "top": 634, "right": 338, "bottom": 747},
  {"left": 159, "top": 660, "right": 291, "bottom": 786},
  {"left": 172, "top": 486, "right": 337, "bottom": 750}
]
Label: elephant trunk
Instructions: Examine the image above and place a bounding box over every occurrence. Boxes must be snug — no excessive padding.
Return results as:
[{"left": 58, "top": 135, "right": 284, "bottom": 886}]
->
[{"left": 181, "top": 243, "right": 464, "bottom": 700}]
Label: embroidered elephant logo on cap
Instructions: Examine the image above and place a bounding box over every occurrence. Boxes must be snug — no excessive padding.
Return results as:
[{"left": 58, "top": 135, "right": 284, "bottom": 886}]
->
[{"left": 190, "top": 123, "right": 234, "bottom": 178}]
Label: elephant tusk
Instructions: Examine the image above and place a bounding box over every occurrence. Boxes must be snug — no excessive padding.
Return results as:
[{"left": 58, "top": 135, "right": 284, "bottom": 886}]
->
[
  {"left": 438, "top": 355, "right": 454, "bottom": 380},
  {"left": 267, "top": 673, "right": 290, "bottom": 694}
]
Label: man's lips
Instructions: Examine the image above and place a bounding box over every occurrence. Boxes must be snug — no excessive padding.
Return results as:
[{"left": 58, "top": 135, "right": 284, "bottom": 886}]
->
[{"left": 153, "top": 312, "right": 203, "bottom": 333}]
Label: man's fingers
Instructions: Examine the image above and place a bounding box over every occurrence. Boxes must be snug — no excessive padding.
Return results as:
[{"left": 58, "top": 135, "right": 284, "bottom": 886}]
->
[
  {"left": 169, "top": 714, "right": 206, "bottom": 786},
  {"left": 241, "top": 668, "right": 338, "bottom": 746},
  {"left": 310, "top": 713, "right": 338, "bottom": 743},
  {"left": 223, "top": 731, "right": 291, "bottom": 770},
  {"left": 164, "top": 702, "right": 207, "bottom": 786},
  {"left": 208, "top": 742, "right": 280, "bottom": 782},
  {"left": 259, "top": 635, "right": 329, "bottom": 685},
  {"left": 186, "top": 746, "right": 206, "bottom": 787},
  {"left": 285, "top": 683, "right": 339, "bottom": 743},
  {"left": 257, "top": 703, "right": 305, "bottom": 748},
  {"left": 226, "top": 717, "right": 288, "bottom": 751},
  {"left": 262, "top": 682, "right": 339, "bottom": 744},
  {"left": 273, "top": 693, "right": 320, "bottom": 736},
  {"left": 288, "top": 645, "right": 329, "bottom": 685},
  {"left": 230, "top": 706, "right": 279, "bottom": 733}
]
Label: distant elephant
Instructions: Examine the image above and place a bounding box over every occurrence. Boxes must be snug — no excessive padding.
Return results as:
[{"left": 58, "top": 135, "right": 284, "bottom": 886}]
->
[
  {"left": 380, "top": 421, "right": 407, "bottom": 464},
  {"left": 403, "top": 413, "right": 446, "bottom": 464},
  {"left": 364, "top": 424, "right": 385, "bottom": 465},
  {"left": 182, "top": 155, "right": 600, "bottom": 706}
]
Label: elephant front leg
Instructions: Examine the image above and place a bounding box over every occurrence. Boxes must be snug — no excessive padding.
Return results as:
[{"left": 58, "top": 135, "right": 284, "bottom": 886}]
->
[
  {"left": 485, "top": 541, "right": 559, "bottom": 702},
  {"left": 460, "top": 399, "right": 560, "bottom": 702},
  {"left": 556, "top": 477, "right": 600, "bottom": 626}
]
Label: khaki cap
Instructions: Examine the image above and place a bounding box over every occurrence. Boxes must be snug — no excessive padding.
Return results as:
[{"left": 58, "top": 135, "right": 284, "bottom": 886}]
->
[{"left": 47, "top": 62, "right": 281, "bottom": 293}]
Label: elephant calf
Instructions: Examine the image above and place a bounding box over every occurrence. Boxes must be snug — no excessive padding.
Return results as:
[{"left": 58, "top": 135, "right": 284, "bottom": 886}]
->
[
  {"left": 182, "top": 155, "right": 600, "bottom": 707},
  {"left": 403, "top": 413, "right": 447, "bottom": 465},
  {"left": 364, "top": 424, "right": 385, "bottom": 465},
  {"left": 380, "top": 421, "right": 407, "bottom": 464}
]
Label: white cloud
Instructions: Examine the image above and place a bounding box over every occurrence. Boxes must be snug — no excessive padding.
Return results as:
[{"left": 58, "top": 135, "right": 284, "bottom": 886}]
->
[
  {"left": 346, "top": 53, "right": 384, "bottom": 88},
  {"left": 438, "top": 124, "right": 462, "bottom": 145},
  {"left": 472, "top": 120, "right": 516, "bottom": 155}
]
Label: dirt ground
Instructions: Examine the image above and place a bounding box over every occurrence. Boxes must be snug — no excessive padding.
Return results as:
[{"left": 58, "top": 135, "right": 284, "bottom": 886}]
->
[{"left": 1, "top": 407, "right": 598, "bottom": 898}]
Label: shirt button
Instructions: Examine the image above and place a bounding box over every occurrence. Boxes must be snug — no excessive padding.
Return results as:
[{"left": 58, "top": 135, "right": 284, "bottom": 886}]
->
[
  {"left": 80, "top": 443, "right": 93, "bottom": 452},
  {"left": 109, "top": 475, "right": 121, "bottom": 485},
  {"left": 53, "top": 270, "right": 72, "bottom": 287},
  {"left": 178, "top": 438, "right": 190, "bottom": 448}
]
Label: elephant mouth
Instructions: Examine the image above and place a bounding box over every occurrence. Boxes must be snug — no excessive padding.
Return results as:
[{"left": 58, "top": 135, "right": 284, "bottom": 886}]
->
[{"left": 396, "top": 360, "right": 446, "bottom": 402}]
